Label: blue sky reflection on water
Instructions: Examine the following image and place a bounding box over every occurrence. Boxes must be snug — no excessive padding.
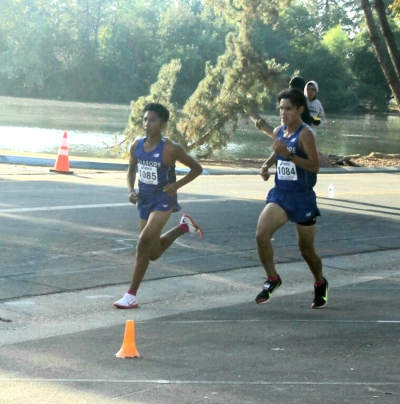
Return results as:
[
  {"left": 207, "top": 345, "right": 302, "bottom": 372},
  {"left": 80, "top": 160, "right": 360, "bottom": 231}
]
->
[{"left": 0, "top": 96, "right": 399, "bottom": 159}]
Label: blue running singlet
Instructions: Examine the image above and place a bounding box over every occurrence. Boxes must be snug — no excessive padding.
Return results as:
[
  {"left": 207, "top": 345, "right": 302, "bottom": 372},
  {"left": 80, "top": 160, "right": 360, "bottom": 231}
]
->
[
  {"left": 135, "top": 137, "right": 181, "bottom": 220},
  {"left": 274, "top": 123, "right": 317, "bottom": 193},
  {"left": 267, "top": 124, "right": 320, "bottom": 223},
  {"left": 136, "top": 137, "right": 176, "bottom": 193}
]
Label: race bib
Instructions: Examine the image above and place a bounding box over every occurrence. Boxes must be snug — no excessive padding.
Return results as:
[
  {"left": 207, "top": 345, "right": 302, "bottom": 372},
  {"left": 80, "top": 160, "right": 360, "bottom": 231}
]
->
[
  {"left": 138, "top": 163, "right": 158, "bottom": 185},
  {"left": 277, "top": 160, "right": 297, "bottom": 181}
]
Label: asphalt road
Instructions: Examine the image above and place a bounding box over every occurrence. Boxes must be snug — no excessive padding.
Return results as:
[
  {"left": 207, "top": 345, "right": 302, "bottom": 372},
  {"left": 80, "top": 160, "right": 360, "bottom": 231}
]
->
[{"left": 1, "top": 164, "right": 400, "bottom": 403}]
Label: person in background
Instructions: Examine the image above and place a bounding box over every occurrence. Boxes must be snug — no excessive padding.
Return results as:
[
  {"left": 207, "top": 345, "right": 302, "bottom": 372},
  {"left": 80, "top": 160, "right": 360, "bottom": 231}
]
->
[
  {"left": 289, "top": 76, "right": 314, "bottom": 127},
  {"left": 305, "top": 81, "right": 325, "bottom": 131},
  {"left": 288, "top": 76, "right": 307, "bottom": 90}
]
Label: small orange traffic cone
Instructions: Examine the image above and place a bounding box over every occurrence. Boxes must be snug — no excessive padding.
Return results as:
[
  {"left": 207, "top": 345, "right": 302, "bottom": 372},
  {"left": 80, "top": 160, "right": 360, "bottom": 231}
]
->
[
  {"left": 50, "top": 132, "right": 74, "bottom": 174},
  {"left": 115, "top": 320, "right": 140, "bottom": 358}
]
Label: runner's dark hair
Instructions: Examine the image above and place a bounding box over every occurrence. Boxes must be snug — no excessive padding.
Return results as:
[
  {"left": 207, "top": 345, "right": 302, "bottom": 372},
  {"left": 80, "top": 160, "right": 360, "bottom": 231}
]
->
[
  {"left": 289, "top": 76, "right": 306, "bottom": 91},
  {"left": 143, "top": 103, "right": 170, "bottom": 123},
  {"left": 278, "top": 88, "right": 307, "bottom": 110}
]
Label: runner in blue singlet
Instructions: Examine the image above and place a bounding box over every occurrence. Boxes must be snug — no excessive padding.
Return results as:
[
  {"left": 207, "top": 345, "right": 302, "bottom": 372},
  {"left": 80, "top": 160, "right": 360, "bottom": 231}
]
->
[
  {"left": 114, "top": 103, "right": 204, "bottom": 309},
  {"left": 268, "top": 122, "right": 320, "bottom": 224},
  {"left": 135, "top": 136, "right": 181, "bottom": 220},
  {"left": 254, "top": 88, "right": 329, "bottom": 310}
]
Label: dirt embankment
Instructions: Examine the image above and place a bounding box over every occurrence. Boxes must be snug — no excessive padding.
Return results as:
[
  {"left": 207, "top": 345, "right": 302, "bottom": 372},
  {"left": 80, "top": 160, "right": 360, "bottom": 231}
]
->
[
  {"left": 200, "top": 152, "right": 400, "bottom": 170},
  {"left": 349, "top": 153, "right": 400, "bottom": 168}
]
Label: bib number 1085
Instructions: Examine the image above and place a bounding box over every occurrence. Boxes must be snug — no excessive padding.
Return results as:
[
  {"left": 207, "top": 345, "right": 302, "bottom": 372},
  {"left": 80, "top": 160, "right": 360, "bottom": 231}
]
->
[{"left": 138, "top": 164, "right": 158, "bottom": 185}]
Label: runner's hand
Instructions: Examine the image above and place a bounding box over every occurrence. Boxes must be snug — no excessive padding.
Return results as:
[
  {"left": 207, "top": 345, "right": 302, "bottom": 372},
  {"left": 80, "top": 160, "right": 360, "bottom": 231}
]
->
[
  {"left": 255, "top": 118, "right": 265, "bottom": 130},
  {"left": 163, "top": 183, "right": 178, "bottom": 196},
  {"left": 273, "top": 139, "right": 289, "bottom": 157},
  {"left": 260, "top": 165, "right": 271, "bottom": 181},
  {"left": 129, "top": 191, "right": 137, "bottom": 205}
]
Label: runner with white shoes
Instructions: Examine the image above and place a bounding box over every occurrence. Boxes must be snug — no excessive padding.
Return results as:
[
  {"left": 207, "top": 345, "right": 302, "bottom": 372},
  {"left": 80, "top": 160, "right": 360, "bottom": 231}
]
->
[{"left": 114, "top": 103, "right": 203, "bottom": 309}]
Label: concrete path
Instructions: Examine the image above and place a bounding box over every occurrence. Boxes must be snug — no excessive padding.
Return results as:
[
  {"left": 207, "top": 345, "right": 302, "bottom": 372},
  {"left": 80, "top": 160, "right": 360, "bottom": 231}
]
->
[{"left": 1, "top": 159, "right": 400, "bottom": 403}]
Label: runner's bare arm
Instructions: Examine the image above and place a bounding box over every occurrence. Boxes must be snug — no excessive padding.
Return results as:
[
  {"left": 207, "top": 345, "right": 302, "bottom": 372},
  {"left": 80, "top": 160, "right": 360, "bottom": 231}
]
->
[
  {"left": 163, "top": 142, "right": 203, "bottom": 195},
  {"left": 263, "top": 126, "right": 281, "bottom": 165},
  {"left": 272, "top": 126, "right": 318, "bottom": 174},
  {"left": 260, "top": 126, "right": 280, "bottom": 181},
  {"left": 244, "top": 106, "right": 275, "bottom": 139},
  {"left": 261, "top": 151, "right": 276, "bottom": 181},
  {"left": 296, "top": 127, "right": 319, "bottom": 173},
  {"left": 127, "top": 139, "right": 140, "bottom": 204},
  {"left": 273, "top": 126, "right": 319, "bottom": 173},
  {"left": 264, "top": 151, "right": 277, "bottom": 169}
]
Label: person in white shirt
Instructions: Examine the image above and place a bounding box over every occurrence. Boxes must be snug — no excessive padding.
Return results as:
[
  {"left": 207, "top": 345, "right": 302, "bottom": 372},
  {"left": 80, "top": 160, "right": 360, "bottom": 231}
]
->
[{"left": 304, "top": 81, "right": 325, "bottom": 132}]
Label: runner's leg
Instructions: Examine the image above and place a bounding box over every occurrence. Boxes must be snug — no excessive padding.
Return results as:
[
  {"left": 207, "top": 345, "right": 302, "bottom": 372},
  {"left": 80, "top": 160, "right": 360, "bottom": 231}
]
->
[
  {"left": 295, "top": 223, "right": 323, "bottom": 282},
  {"left": 256, "top": 203, "right": 288, "bottom": 277},
  {"left": 129, "top": 209, "right": 174, "bottom": 294}
]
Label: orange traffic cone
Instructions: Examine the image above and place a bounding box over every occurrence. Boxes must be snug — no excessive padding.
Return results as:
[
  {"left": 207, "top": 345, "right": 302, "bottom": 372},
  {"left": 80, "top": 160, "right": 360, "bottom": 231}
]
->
[
  {"left": 50, "top": 132, "right": 74, "bottom": 174},
  {"left": 115, "top": 320, "right": 140, "bottom": 358}
]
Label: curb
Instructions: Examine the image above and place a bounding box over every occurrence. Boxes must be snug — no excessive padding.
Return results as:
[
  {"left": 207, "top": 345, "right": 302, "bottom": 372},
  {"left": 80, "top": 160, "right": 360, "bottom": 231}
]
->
[
  {"left": 1, "top": 154, "right": 400, "bottom": 175},
  {"left": 0, "top": 155, "right": 128, "bottom": 171},
  {"left": 0, "top": 155, "right": 209, "bottom": 175}
]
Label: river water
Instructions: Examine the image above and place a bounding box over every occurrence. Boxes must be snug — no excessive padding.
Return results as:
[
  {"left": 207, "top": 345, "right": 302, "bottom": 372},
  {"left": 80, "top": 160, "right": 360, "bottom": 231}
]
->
[{"left": 0, "top": 96, "right": 399, "bottom": 159}]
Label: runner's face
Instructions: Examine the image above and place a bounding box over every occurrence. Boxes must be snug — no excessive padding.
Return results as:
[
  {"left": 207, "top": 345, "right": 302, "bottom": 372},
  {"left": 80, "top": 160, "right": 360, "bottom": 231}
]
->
[
  {"left": 279, "top": 98, "right": 302, "bottom": 127},
  {"left": 143, "top": 111, "right": 166, "bottom": 137}
]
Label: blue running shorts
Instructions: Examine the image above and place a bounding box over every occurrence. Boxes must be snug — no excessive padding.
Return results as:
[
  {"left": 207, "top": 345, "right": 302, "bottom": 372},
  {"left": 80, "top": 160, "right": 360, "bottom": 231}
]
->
[
  {"left": 266, "top": 187, "right": 320, "bottom": 224},
  {"left": 137, "top": 190, "right": 181, "bottom": 220}
]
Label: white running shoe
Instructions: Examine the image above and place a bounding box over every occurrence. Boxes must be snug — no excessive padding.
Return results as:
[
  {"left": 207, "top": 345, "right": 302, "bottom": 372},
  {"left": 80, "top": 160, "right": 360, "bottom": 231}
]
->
[
  {"left": 180, "top": 214, "right": 204, "bottom": 238},
  {"left": 113, "top": 293, "right": 139, "bottom": 309}
]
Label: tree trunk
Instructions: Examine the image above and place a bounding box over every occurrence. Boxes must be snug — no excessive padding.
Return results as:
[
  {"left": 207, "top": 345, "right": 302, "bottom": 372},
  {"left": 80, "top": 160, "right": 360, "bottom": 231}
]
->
[
  {"left": 360, "top": 0, "right": 400, "bottom": 110},
  {"left": 373, "top": 0, "right": 400, "bottom": 79}
]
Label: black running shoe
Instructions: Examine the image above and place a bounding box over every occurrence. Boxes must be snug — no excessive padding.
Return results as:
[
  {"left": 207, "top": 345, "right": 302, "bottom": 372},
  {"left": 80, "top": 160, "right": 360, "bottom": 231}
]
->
[
  {"left": 255, "top": 276, "right": 282, "bottom": 304},
  {"left": 311, "top": 278, "right": 329, "bottom": 309}
]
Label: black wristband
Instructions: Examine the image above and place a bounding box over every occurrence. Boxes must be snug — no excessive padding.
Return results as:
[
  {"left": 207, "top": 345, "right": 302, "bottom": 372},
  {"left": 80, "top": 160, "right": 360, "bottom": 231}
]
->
[{"left": 287, "top": 153, "right": 294, "bottom": 161}]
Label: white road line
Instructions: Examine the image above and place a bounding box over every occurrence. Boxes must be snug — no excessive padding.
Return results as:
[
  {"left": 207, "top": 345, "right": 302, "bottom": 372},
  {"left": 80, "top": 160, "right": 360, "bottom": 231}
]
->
[
  {"left": 1, "top": 268, "right": 399, "bottom": 347},
  {"left": 173, "top": 240, "right": 196, "bottom": 249},
  {"left": 111, "top": 238, "right": 136, "bottom": 251},
  {"left": 0, "top": 203, "right": 128, "bottom": 213},
  {"left": 0, "top": 379, "right": 398, "bottom": 386},
  {"left": 2, "top": 300, "right": 35, "bottom": 306},
  {"left": 0, "top": 198, "right": 233, "bottom": 214},
  {"left": 138, "top": 319, "right": 400, "bottom": 324}
]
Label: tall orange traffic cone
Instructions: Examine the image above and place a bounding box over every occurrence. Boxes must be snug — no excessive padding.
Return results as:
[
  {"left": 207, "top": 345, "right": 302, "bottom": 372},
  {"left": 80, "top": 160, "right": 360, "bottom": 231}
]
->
[
  {"left": 115, "top": 320, "right": 140, "bottom": 358},
  {"left": 50, "top": 132, "right": 74, "bottom": 174}
]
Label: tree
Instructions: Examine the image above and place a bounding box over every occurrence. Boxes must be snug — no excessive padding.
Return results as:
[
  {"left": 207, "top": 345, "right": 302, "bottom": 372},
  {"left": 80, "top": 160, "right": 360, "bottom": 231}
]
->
[
  {"left": 303, "top": 0, "right": 361, "bottom": 33},
  {"left": 350, "top": 29, "right": 391, "bottom": 110},
  {"left": 0, "top": 0, "right": 75, "bottom": 97},
  {"left": 390, "top": 0, "right": 400, "bottom": 18},
  {"left": 157, "top": 3, "right": 229, "bottom": 105},
  {"left": 250, "top": 3, "right": 356, "bottom": 111},
  {"left": 360, "top": 0, "right": 400, "bottom": 110},
  {"left": 97, "top": 0, "right": 165, "bottom": 103},
  {"left": 119, "top": 59, "right": 181, "bottom": 155},
  {"left": 123, "top": 0, "right": 291, "bottom": 156},
  {"left": 373, "top": 0, "right": 400, "bottom": 80},
  {"left": 1, "top": 0, "right": 397, "bottom": 116}
]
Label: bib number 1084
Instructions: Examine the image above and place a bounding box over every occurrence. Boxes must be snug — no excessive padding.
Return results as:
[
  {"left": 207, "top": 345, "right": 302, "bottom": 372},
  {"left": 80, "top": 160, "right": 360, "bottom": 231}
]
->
[{"left": 277, "top": 161, "right": 297, "bottom": 181}]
